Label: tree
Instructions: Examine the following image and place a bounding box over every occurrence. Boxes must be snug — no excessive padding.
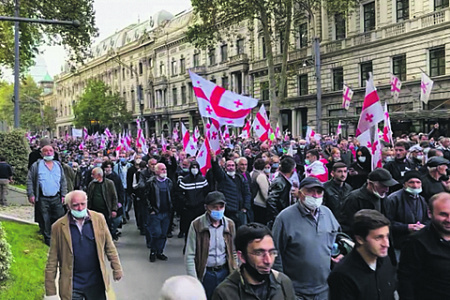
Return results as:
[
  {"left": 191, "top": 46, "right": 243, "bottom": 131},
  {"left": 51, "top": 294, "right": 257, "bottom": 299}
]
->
[
  {"left": 187, "top": 0, "right": 356, "bottom": 130},
  {"left": 73, "top": 79, "right": 132, "bottom": 132},
  {"left": 0, "top": 0, "right": 98, "bottom": 72}
]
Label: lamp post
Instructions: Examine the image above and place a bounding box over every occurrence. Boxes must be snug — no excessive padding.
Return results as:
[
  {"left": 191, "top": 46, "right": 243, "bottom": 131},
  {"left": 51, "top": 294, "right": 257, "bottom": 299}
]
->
[{"left": 0, "top": 0, "right": 80, "bottom": 128}]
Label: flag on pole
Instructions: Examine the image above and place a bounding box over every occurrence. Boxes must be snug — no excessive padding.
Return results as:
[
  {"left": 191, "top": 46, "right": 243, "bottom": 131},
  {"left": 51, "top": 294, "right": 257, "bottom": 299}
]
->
[
  {"left": 240, "top": 120, "right": 251, "bottom": 138},
  {"left": 336, "top": 120, "right": 342, "bottom": 136},
  {"left": 100, "top": 135, "right": 106, "bottom": 149},
  {"left": 83, "top": 127, "right": 88, "bottom": 140},
  {"left": 206, "top": 121, "right": 221, "bottom": 155},
  {"left": 190, "top": 71, "right": 258, "bottom": 127},
  {"left": 252, "top": 105, "right": 270, "bottom": 142},
  {"left": 136, "top": 120, "right": 148, "bottom": 155},
  {"left": 390, "top": 74, "right": 402, "bottom": 101},
  {"left": 197, "top": 138, "right": 212, "bottom": 176},
  {"left": 161, "top": 135, "right": 167, "bottom": 152},
  {"left": 104, "top": 128, "right": 112, "bottom": 139},
  {"left": 342, "top": 85, "right": 353, "bottom": 110},
  {"left": 193, "top": 126, "right": 200, "bottom": 143},
  {"left": 356, "top": 73, "right": 384, "bottom": 137},
  {"left": 305, "top": 126, "right": 315, "bottom": 144},
  {"left": 383, "top": 102, "right": 394, "bottom": 145},
  {"left": 420, "top": 72, "right": 434, "bottom": 104},
  {"left": 181, "top": 122, "right": 197, "bottom": 157},
  {"left": 357, "top": 128, "right": 383, "bottom": 170},
  {"left": 275, "top": 123, "right": 283, "bottom": 139},
  {"left": 172, "top": 124, "right": 179, "bottom": 142}
]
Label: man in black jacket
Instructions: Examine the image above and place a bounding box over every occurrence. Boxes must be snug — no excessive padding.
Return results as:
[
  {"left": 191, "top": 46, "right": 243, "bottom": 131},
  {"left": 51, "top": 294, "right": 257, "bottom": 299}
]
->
[
  {"left": 384, "top": 141, "right": 415, "bottom": 192},
  {"left": 420, "top": 156, "right": 448, "bottom": 202},
  {"left": 323, "top": 162, "right": 353, "bottom": 222},
  {"left": 328, "top": 209, "right": 396, "bottom": 300}
]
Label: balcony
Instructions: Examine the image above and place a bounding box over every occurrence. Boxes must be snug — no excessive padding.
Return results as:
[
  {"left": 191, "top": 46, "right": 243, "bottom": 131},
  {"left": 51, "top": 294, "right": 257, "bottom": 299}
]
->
[
  {"left": 153, "top": 76, "right": 167, "bottom": 87},
  {"left": 188, "top": 66, "right": 207, "bottom": 76},
  {"left": 227, "top": 53, "right": 249, "bottom": 67},
  {"left": 288, "top": 49, "right": 308, "bottom": 61}
]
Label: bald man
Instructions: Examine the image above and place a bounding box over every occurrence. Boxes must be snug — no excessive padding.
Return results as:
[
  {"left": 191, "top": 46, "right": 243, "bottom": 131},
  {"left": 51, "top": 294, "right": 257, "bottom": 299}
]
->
[{"left": 159, "top": 275, "right": 206, "bottom": 300}]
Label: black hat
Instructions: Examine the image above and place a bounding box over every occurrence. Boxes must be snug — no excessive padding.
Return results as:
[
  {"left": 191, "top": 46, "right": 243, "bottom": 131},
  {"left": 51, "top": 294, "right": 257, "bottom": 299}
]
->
[
  {"left": 368, "top": 169, "right": 398, "bottom": 187},
  {"left": 426, "top": 156, "right": 449, "bottom": 167},
  {"left": 403, "top": 170, "right": 422, "bottom": 183},
  {"left": 205, "top": 191, "right": 226, "bottom": 205},
  {"left": 299, "top": 177, "right": 324, "bottom": 190}
]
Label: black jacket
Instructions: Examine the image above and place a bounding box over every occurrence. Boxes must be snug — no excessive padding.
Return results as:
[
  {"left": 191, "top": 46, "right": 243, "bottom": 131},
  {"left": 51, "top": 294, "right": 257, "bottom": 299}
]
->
[
  {"left": 384, "top": 158, "right": 416, "bottom": 192},
  {"left": 323, "top": 179, "right": 353, "bottom": 221},
  {"left": 266, "top": 174, "right": 292, "bottom": 226},
  {"left": 176, "top": 173, "right": 209, "bottom": 208},
  {"left": 145, "top": 177, "right": 173, "bottom": 214},
  {"left": 385, "top": 189, "right": 430, "bottom": 249},
  {"left": 328, "top": 249, "right": 396, "bottom": 300},
  {"left": 420, "top": 173, "right": 445, "bottom": 202}
]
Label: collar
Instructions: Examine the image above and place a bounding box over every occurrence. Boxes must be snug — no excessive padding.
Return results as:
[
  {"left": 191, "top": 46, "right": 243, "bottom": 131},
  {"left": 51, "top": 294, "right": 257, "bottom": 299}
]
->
[
  {"left": 68, "top": 210, "right": 91, "bottom": 225},
  {"left": 206, "top": 213, "right": 223, "bottom": 228}
]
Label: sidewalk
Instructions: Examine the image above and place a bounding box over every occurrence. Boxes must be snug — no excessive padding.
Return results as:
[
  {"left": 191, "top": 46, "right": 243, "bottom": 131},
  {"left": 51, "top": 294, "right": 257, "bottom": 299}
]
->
[{"left": 0, "top": 187, "right": 35, "bottom": 224}]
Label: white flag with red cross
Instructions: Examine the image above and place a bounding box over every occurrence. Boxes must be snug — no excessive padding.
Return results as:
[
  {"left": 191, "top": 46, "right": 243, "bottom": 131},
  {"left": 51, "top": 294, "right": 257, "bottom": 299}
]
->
[
  {"left": 383, "top": 103, "right": 394, "bottom": 145},
  {"left": 190, "top": 71, "right": 258, "bottom": 127},
  {"left": 207, "top": 120, "right": 221, "bottom": 155},
  {"left": 197, "top": 138, "right": 212, "bottom": 176},
  {"left": 420, "top": 72, "right": 434, "bottom": 104},
  {"left": 390, "top": 74, "right": 402, "bottom": 101},
  {"left": 193, "top": 126, "right": 200, "bottom": 143},
  {"left": 240, "top": 120, "right": 251, "bottom": 138},
  {"left": 104, "top": 127, "right": 112, "bottom": 140},
  {"left": 305, "top": 126, "right": 315, "bottom": 144},
  {"left": 342, "top": 85, "right": 353, "bottom": 110},
  {"left": 252, "top": 105, "right": 270, "bottom": 142},
  {"left": 83, "top": 127, "right": 89, "bottom": 140},
  {"left": 357, "top": 128, "right": 383, "bottom": 170},
  {"left": 336, "top": 120, "right": 342, "bottom": 136},
  {"left": 356, "top": 73, "right": 384, "bottom": 137},
  {"left": 181, "top": 122, "right": 197, "bottom": 157}
]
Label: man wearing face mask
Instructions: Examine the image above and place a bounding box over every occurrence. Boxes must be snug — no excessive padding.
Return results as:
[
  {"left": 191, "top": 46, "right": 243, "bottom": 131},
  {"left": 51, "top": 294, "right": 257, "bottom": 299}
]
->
[
  {"left": 408, "top": 145, "right": 424, "bottom": 170},
  {"left": 420, "top": 156, "right": 449, "bottom": 201},
  {"left": 385, "top": 171, "right": 429, "bottom": 259},
  {"left": 341, "top": 168, "right": 398, "bottom": 237},
  {"left": 212, "top": 223, "right": 296, "bottom": 300},
  {"left": 272, "top": 177, "right": 340, "bottom": 300},
  {"left": 27, "top": 145, "right": 67, "bottom": 246},
  {"left": 185, "top": 191, "right": 238, "bottom": 300},
  {"left": 176, "top": 161, "right": 210, "bottom": 241},
  {"left": 384, "top": 141, "right": 415, "bottom": 192},
  {"left": 113, "top": 151, "right": 132, "bottom": 223}
]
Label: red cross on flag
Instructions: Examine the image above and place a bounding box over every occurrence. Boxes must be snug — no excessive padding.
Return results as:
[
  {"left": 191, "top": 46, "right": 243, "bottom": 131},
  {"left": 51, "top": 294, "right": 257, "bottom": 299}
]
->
[
  {"left": 189, "top": 71, "right": 258, "bottom": 127},
  {"left": 420, "top": 72, "right": 434, "bottom": 104},
  {"left": 306, "top": 126, "right": 315, "bottom": 144},
  {"left": 104, "top": 127, "right": 112, "bottom": 140},
  {"left": 342, "top": 85, "right": 353, "bottom": 110},
  {"left": 356, "top": 73, "right": 384, "bottom": 137},
  {"left": 240, "top": 120, "right": 251, "bottom": 139},
  {"left": 383, "top": 103, "right": 394, "bottom": 145},
  {"left": 193, "top": 126, "right": 200, "bottom": 143},
  {"left": 181, "top": 122, "right": 197, "bottom": 157},
  {"left": 252, "top": 104, "right": 270, "bottom": 142},
  {"left": 197, "top": 138, "right": 212, "bottom": 176},
  {"left": 357, "top": 128, "right": 383, "bottom": 170},
  {"left": 206, "top": 120, "right": 221, "bottom": 155},
  {"left": 390, "top": 74, "right": 402, "bottom": 101},
  {"left": 276, "top": 123, "right": 283, "bottom": 139},
  {"left": 336, "top": 120, "right": 342, "bottom": 136},
  {"left": 83, "top": 127, "right": 89, "bottom": 140},
  {"left": 161, "top": 134, "right": 167, "bottom": 152}
]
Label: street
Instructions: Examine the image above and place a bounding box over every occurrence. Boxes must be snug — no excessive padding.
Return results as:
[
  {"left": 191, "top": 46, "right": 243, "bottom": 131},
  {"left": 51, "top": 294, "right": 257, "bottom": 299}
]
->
[{"left": 111, "top": 212, "right": 186, "bottom": 300}]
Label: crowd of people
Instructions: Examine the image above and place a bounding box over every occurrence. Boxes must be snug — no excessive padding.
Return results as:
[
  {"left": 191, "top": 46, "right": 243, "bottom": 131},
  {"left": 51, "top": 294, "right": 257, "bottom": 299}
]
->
[{"left": 22, "top": 128, "right": 450, "bottom": 299}]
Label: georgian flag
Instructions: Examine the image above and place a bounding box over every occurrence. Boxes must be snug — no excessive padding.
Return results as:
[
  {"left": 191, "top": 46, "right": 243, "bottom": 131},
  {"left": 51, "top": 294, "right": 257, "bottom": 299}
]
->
[
  {"left": 83, "top": 127, "right": 89, "bottom": 140},
  {"left": 172, "top": 124, "right": 179, "bottom": 142},
  {"left": 390, "top": 74, "right": 402, "bottom": 101},
  {"left": 240, "top": 120, "right": 251, "bottom": 138},
  {"left": 276, "top": 123, "right": 282, "bottom": 139},
  {"left": 356, "top": 73, "right": 384, "bottom": 137},
  {"left": 181, "top": 122, "right": 197, "bottom": 157},
  {"left": 104, "top": 127, "right": 112, "bottom": 140},
  {"left": 100, "top": 135, "right": 106, "bottom": 149},
  {"left": 336, "top": 120, "right": 342, "bottom": 136},
  {"left": 136, "top": 120, "right": 148, "bottom": 154},
  {"left": 161, "top": 134, "right": 167, "bottom": 152},
  {"left": 305, "top": 126, "right": 315, "bottom": 144},
  {"left": 357, "top": 127, "right": 383, "bottom": 170},
  {"left": 197, "top": 138, "right": 212, "bottom": 176},
  {"left": 342, "top": 85, "right": 353, "bottom": 110},
  {"left": 420, "top": 72, "right": 434, "bottom": 104},
  {"left": 383, "top": 103, "right": 394, "bottom": 145},
  {"left": 206, "top": 120, "right": 221, "bottom": 155},
  {"left": 193, "top": 126, "right": 200, "bottom": 143},
  {"left": 190, "top": 71, "right": 258, "bottom": 127},
  {"left": 252, "top": 105, "right": 270, "bottom": 142}
]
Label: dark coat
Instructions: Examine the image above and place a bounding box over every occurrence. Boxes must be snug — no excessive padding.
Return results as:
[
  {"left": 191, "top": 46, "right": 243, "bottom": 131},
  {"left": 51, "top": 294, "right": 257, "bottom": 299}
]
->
[
  {"left": 87, "top": 178, "right": 118, "bottom": 216},
  {"left": 145, "top": 176, "right": 173, "bottom": 214},
  {"left": 266, "top": 174, "right": 292, "bottom": 226},
  {"left": 323, "top": 179, "right": 353, "bottom": 221},
  {"left": 176, "top": 173, "right": 209, "bottom": 208},
  {"left": 420, "top": 173, "right": 445, "bottom": 202}
]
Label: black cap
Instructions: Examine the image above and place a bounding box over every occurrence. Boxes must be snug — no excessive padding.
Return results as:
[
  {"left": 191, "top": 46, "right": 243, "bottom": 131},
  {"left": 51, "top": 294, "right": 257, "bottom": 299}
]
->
[
  {"left": 205, "top": 191, "right": 226, "bottom": 205},
  {"left": 426, "top": 156, "right": 449, "bottom": 167},
  {"left": 299, "top": 177, "right": 324, "bottom": 189},
  {"left": 403, "top": 170, "right": 422, "bottom": 183},
  {"left": 368, "top": 169, "right": 398, "bottom": 187}
]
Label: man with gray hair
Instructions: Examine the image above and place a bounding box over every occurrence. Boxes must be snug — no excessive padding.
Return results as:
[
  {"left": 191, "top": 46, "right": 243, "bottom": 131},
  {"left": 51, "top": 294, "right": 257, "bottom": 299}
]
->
[
  {"left": 87, "top": 167, "right": 118, "bottom": 238},
  {"left": 159, "top": 275, "right": 206, "bottom": 300}
]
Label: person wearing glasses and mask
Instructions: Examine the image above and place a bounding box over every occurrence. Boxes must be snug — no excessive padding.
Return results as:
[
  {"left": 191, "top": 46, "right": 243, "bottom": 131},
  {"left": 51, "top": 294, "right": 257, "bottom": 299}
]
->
[
  {"left": 272, "top": 177, "right": 341, "bottom": 300},
  {"left": 212, "top": 223, "right": 295, "bottom": 300}
]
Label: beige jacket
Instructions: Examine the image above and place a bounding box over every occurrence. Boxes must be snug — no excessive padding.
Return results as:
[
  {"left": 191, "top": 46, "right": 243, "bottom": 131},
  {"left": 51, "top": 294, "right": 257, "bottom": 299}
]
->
[{"left": 45, "top": 210, "right": 122, "bottom": 300}]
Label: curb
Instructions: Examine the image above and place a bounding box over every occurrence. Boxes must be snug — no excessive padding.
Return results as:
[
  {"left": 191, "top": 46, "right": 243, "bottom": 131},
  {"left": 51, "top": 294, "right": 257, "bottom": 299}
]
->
[
  {"left": 0, "top": 213, "right": 37, "bottom": 225},
  {"left": 9, "top": 186, "right": 27, "bottom": 194}
]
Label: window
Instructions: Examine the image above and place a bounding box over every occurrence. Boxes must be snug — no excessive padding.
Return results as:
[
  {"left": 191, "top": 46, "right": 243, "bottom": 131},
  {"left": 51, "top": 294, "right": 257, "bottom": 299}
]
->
[
  {"left": 187, "top": 82, "right": 193, "bottom": 102},
  {"left": 193, "top": 53, "right": 200, "bottom": 67},
  {"left": 364, "top": 2, "right": 376, "bottom": 32},
  {"left": 392, "top": 54, "right": 407, "bottom": 81},
  {"left": 435, "top": 0, "right": 449, "bottom": 10},
  {"left": 130, "top": 64, "right": 134, "bottom": 78},
  {"left": 333, "top": 68, "right": 344, "bottom": 91},
  {"left": 180, "top": 58, "right": 186, "bottom": 74},
  {"left": 208, "top": 48, "right": 216, "bottom": 65},
  {"left": 397, "top": 0, "right": 409, "bottom": 21},
  {"left": 298, "top": 75, "right": 308, "bottom": 96},
  {"left": 335, "top": 14, "right": 346, "bottom": 40},
  {"left": 298, "top": 23, "right": 308, "bottom": 48},
  {"left": 181, "top": 85, "right": 187, "bottom": 104},
  {"left": 148, "top": 58, "right": 153, "bottom": 68},
  {"left": 172, "top": 88, "right": 178, "bottom": 106},
  {"left": 220, "top": 44, "right": 228, "bottom": 62},
  {"left": 171, "top": 60, "right": 177, "bottom": 76},
  {"left": 260, "top": 81, "right": 269, "bottom": 100},
  {"left": 139, "top": 62, "right": 143, "bottom": 75},
  {"left": 122, "top": 68, "right": 125, "bottom": 80},
  {"left": 360, "top": 61, "right": 373, "bottom": 86},
  {"left": 261, "top": 37, "right": 266, "bottom": 58},
  {"left": 430, "top": 47, "right": 445, "bottom": 76},
  {"left": 222, "top": 76, "right": 229, "bottom": 89},
  {"left": 159, "top": 63, "right": 165, "bottom": 76},
  {"left": 237, "top": 39, "right": 244, "bottom": 55}
]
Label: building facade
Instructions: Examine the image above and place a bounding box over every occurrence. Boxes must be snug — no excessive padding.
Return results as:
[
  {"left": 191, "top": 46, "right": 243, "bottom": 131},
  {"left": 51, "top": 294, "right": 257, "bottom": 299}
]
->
[{"left": 54, "top": 1, "right": 450, "bottom": 138}]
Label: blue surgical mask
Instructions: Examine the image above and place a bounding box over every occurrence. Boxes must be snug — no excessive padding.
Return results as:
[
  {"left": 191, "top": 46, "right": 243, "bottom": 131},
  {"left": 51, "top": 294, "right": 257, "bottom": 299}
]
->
[
  {"left": 43, "top": 155, "right": 54, "bottom": 161},
  {"left": 183, "top": 168, "right": 189, "bottom": 172},
  {"left": 71, "top": 208, "right": 87, "bottom": 219},
  {"left": 304, "top": 159, "right": 310, "bottom": 165},
  {"left": 406, "top": 187, "right": 422, "bottom": 195},
  {"left": 210, "top": 209, "right": 225, "bottom": 221},
  {"left": 120, "top": 158, "right": 127, "bottom": 164}
]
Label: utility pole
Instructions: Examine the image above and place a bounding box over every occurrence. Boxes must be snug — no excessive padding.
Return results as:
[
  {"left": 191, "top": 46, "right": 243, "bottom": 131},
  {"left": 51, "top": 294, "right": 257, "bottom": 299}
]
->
[
  {"left": 313, "top": 37, "right": 322, "bottom": 134},
  {"left": 0, "top": 0, "right": 80, "bottom": 128}
]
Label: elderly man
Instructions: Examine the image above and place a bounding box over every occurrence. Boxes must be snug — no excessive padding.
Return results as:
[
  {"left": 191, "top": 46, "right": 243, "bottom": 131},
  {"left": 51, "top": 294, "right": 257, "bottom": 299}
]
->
[
  {"left": 27, "top": 145, "right": 67, "bottom": 245},
  {"left": 420, "top": 156, "right": 449, "bottom": 201},
  {"left": 159, "top": 276, "right": 206, "bottom": 300},
  {"left": 146, "top": 163, "right": 173, "bottom": 262},
  {"left": 213, "top": 223, "right": 295, "bottom": 300},
  {"left": 185, "top": 191, "right": 238, "bottom": 300},
  {"left": 87, "top": 167, "right": 119, "bottom": 239},
  {"left": 45, "top": 190, "right": 122, "bottom": 300},
  {"left": 398, "top": 192, "right": 450, "bottom": 299},
  {"left": 272, "top": 177, "right": 340, "bottom": 300}
]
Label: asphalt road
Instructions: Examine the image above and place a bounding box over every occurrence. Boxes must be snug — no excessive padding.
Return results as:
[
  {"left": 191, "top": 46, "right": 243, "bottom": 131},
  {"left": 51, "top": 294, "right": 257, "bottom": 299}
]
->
[{"left": 111, "top": 212, "right": 186, "bottom": 300}]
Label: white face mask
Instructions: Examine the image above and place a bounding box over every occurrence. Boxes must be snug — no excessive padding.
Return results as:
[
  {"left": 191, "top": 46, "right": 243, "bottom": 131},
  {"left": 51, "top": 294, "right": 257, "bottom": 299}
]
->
[
  {"left": 416, "top": 155, "right": 424, "bottom": 161},
  {"left": 227, "top": 171, "right": 235, "bottom": 177},
  {"left": 358, "top": 156, "right": 366, "bottom": 163},
  {"left": 373, "top": 190, "right": 386, "bottom": 198},
  {"left": 303, "top": 195, "right": 323, "bottom": 210},
  {"left": 191, "top": 168, "right": 199, "bottom": 176},
  {"left": 405, "top": 187, "right": 422, "bottom": 195},
  {"left": 159, "top": 173, "right": 167, "bottom": 179}
]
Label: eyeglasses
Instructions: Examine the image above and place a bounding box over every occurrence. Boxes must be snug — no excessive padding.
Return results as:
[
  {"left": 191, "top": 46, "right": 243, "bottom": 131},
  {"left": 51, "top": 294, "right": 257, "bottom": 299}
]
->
[{"left": 248, "top": 250, "right": 278, "bottom": 258}]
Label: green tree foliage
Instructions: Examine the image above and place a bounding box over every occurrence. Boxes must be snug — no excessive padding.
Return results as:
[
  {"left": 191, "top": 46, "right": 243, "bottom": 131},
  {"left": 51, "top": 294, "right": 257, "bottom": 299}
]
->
[
  {"left": 73, "top": 79, "right": 133, "bottom": 132},
  {"left": 0, "top": 0, "right": 98, "bottom": 72},
  {"left": 0, "top": 130, "right": 30, "bottom": 185},
  {"left": 0, "top": 76, "right": 52, "bottom": 132},
  {"left": 0, "top": 222, "right": 13, "bottom": 283}
]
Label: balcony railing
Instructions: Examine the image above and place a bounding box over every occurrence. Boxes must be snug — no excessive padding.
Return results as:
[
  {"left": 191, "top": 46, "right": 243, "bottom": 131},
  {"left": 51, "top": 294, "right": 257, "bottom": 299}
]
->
[
  {"left": 153, "top": 76, "right": 167, "bottom": 86},
  {"left": 227, "top": 53, "right": 249, "bottom": 67},
  {"left": 188, "top": 66, "right": 207, "bottom": 75}
]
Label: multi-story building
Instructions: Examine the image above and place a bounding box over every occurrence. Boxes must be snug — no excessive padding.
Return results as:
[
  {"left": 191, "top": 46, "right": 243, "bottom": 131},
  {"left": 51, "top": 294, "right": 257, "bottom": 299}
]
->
[{"left": 54, "top": 1, "right": 450, "bottom": 138}]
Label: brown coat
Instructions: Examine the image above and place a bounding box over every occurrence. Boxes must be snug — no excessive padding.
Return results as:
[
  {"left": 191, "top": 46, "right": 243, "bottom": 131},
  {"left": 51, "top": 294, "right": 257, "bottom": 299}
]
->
[{"left": 45, "top": 210, "right": 122, "bottom": 300}]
